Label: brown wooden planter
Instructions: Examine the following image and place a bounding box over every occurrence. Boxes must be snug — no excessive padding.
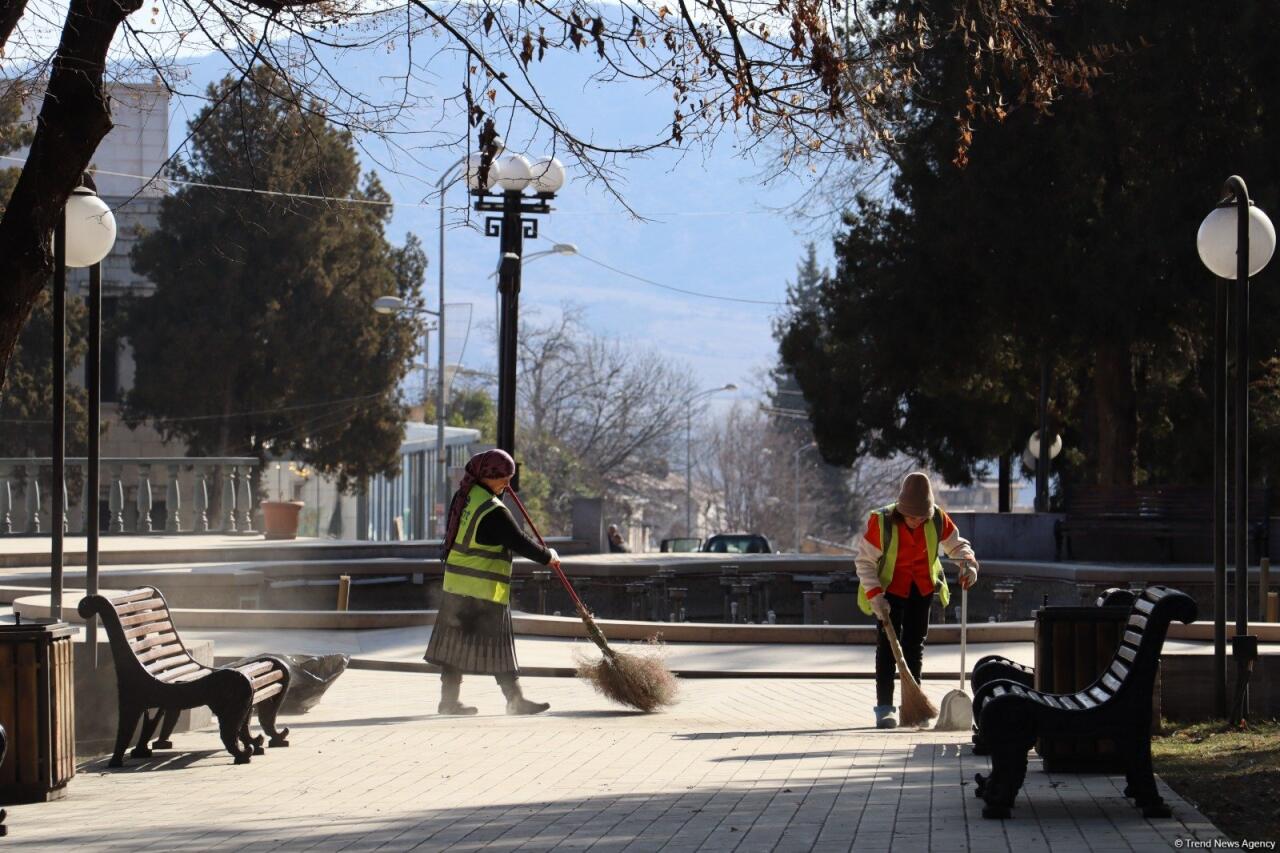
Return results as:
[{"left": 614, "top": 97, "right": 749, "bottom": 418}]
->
[{"left": 261, "top": 501, "right": 304, "bottom": 540}]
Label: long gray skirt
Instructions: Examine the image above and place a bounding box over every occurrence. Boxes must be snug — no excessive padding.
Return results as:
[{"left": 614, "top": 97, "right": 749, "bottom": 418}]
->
[{"left": 424, "top": 591, "right": 518, "bottom": 674}]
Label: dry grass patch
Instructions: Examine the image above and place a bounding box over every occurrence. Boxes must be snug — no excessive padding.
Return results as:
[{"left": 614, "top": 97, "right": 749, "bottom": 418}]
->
[{"left": 1152, "top": 719, "right": 1280, "bottom": 841}]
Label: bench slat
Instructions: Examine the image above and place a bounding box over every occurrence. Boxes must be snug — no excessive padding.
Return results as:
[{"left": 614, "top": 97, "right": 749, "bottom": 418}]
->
[
  {"left": 248, "top": 669, "right": 284, "bottom": 690},
  {"left": 105, "top": 588, "right": 161, "bottom": 606},
  {"left": 1128, "top": 614, "right": 1148, "bottom": 631},
  {"left": 252, "top": 683, "right": 284, "bottom": 704},
  {"left": 1117, "top": 645, "right": 1137, "bottom": 663},
  {"left": 124, "top": 619, "right": 174, "bottom": 640},
  {"left": 136, "top": 644, "right": 188, "bottom": 666},
  {"left": 1088, "top": 686, "right": 1111, "bottom": 704},
  {"left": 155, "top": 662, "right": 203, "bottom": 683},
  {"left": 1101, "top": 673, "right": 1123, "bottom": 692},
  {"left": 119, "top": 609, "right": 171, "bottom": 629},
  {"left": 112, "top": 597, "right": 167, "bottom": 617},
  {"left": 233, "top": 661, "right": 274, "bottom": 679},
  {"left": 129, "top": 632, "right": 179, "bottom": 654}
]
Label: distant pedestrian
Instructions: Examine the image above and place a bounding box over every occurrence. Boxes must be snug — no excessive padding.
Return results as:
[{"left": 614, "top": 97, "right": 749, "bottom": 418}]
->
[
  {"left": 854, "top": 472, "right": 980, "bottom": 729},
  {"left": 607, "top": 524, "right": 630, "bottom": 553},
  {"left": 425, "top": 449, "right": 558, "bottom": 715}
]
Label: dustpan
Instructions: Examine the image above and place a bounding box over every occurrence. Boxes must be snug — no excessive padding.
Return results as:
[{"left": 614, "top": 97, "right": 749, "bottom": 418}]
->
[{"left": 934, "top": 584, "right": 973, "bottom": 731}]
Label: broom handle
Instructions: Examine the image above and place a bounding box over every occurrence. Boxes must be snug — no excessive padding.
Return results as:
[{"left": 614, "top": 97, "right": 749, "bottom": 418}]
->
[
  {"left": 960, "top": 584, "right": 968, "bottom": 690},
  {"left": 879, "top": 616, "right": 917, "bottom": 687},
  {"left": 507, "top": 489, "right": 602, "bottom": 642}
]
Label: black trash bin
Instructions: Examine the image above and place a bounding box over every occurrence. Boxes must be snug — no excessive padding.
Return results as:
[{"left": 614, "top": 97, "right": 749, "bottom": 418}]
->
[{"left": 1034, "top": 604, "right": 1155, "bottom": 772}]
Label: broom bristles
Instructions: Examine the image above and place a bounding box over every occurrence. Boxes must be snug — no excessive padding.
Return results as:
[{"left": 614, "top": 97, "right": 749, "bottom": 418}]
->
[
  {"left": 896, "top": 670, "right": 938, "bottom": 727},
  {"left": 575, "top": 646, "right": 678, "bottom": 713}
]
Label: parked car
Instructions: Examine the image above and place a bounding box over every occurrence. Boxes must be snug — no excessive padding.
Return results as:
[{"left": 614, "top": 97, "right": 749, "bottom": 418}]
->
[
  {"left": 701, "top": 533, "right": 773, "bottom": 554},
  {"left": 659, "top": 537, "right": 702, "bottom": 552}
]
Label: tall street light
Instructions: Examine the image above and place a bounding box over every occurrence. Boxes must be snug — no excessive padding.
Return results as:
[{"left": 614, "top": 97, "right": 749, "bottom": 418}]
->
[
  {"left": 1197, "top": 175, "right": 1276, "bottom": 721},
  {"left": 794, "top": 441, "right": 818, "bottom": 552},
  {"left": 686, "top": 383, "right": 737, "bottom": 537},
  {"left": 372, "top": 294, "right": 444, "bottom": 538},
  {"left": 54, "top": 177, "right": 116, "bottom": 640},
  {"left": 470, "top": 152, "right": 567, "bottom": 473}
]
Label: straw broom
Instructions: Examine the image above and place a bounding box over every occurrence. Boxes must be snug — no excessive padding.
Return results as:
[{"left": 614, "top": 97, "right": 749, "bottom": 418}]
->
[
  {"left": 507, "top": 490, "right": 677, "bottom": 713},
  {"left": 879, "top": 616, "right": 938, "bottom": 726}
]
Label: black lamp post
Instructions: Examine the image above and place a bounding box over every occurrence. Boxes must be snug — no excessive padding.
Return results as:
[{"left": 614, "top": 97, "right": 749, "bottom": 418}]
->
[
  {"left": 1198, "top": 175, "right": 1276, "bottom": 721},
  {"left": 52, "top": 175, "right": 116, "bottom": 636},
  {"left": 470, "top": 151, "right": 566, "bottom": 469}
]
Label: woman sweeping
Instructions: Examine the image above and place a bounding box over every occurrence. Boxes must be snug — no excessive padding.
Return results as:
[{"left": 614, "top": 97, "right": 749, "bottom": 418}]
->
[
  {"left": 855, "top": 472, "right": 980, "bottom": 729},
  {"left": 425, "top": 449, "right": 558, "bottom": 715}
]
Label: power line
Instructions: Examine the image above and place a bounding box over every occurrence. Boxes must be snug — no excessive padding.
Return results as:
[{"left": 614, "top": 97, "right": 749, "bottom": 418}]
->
[
  {"left": 545, "top": 239, "right": 786, "bottom": 307},
  {"left": 0, "top": 155, "right": 777, "bottom": 218}
]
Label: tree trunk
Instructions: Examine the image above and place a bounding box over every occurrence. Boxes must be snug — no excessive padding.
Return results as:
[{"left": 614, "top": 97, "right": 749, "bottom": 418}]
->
[
  {"left": 0, "top": 0, "right": 140, "bottom": 386},
  {"left": 1092, "top": 340, "right": 1138, "bottom": 486}
]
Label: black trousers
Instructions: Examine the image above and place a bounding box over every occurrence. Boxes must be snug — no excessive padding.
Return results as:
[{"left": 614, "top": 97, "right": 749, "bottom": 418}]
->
[{"left": 875, "top": 585, "right": 934, "bottom": 706}]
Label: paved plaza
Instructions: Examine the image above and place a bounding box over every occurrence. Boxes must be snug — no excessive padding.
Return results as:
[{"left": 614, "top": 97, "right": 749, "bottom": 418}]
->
[{"left": 4, "top": 670, "right": 1221, "bottom": 852}]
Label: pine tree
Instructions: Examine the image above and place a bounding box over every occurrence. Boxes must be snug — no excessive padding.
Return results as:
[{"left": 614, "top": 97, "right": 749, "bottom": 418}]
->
[{"left": 124, "top": 68, "right": 424, "bottom": 491}]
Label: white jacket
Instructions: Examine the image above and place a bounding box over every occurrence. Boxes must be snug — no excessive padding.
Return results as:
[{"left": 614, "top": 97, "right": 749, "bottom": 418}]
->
[{"left": 854, "top": 510, "right": 976, "bottom": 595}]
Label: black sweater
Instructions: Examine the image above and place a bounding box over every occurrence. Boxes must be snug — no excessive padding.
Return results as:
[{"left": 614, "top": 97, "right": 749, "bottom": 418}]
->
[{"left": 473, "top": 500, "right": 553, "bottom": 565}]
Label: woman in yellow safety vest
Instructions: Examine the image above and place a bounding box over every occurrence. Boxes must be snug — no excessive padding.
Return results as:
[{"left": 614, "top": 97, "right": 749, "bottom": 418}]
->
[
  {"left": 854, "top": 472, "right": 980, "bottom": 729},
  {"left": 425, "top": 449, "right": 559, "bottom": 715}
]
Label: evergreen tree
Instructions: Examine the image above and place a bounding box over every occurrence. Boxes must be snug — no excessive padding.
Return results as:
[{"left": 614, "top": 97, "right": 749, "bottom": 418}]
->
[
  {"left": 125, "top": 68, "right": 424, "bottom": 491},
  {"left": 779, "top": 1, "right": 1280, "bottom": 488}
]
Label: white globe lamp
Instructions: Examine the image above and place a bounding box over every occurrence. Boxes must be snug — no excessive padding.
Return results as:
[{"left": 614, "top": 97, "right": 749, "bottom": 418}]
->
[
  {"left": 63, "top": 187, "right": 117, "bottom": 268},
  {"left": 1027, "top": 431, "right": 1062, "bottom": 461},
  {"left": 496, "top": 154, "right": 532, "bottom": 192},
  {"left": 530, "top": 156, "right": 566, "bottom": 194},
  {"left": 1197, "top": 204, "right": 1276, "bottom": 279},
  {"left": 464, "top": 154, "right": 501, "bottom": 191}
]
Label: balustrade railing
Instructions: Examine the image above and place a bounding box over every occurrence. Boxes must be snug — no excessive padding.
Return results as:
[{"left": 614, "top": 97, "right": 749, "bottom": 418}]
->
[{"left": 0, "top": 457, "right": 261, "bottom": 536}]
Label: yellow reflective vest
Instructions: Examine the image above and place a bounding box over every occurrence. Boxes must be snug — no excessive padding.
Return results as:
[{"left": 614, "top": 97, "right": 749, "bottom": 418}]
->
[
  {"left": 856, "top": 502, "right": 951, "bottom": 615},
  {"left": 442, "top": 484, "right": 514, "bottom": 606}
]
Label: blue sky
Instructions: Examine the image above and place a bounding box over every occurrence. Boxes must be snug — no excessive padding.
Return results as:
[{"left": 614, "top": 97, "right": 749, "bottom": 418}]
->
[{"left": 172, "top": 27, "right": 834, "bottom": 408}]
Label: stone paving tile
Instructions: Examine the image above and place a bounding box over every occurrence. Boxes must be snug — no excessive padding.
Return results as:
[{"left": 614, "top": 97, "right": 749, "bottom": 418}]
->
[{"left": 1, "top": 671, "right": 1229, "bottom": 852}]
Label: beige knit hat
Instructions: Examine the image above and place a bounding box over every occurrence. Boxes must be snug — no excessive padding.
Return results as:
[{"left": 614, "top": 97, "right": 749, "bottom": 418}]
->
[{"left": 896, "top": 472, "right": 935, "bottom": 519}]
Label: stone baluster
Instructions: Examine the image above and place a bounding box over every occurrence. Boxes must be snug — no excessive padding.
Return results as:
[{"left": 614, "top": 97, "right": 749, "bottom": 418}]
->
[
  {"left": 60, "top": 475, "right": 69, "bottom": 534},
  {"left": 78, "top": 463, "right": 90, "bottom": 534},
  {"left": 0, "top": 463, "right": 12, "bottom": 535},
  {"left": 165, "top": 464, "right": 182, "bottom": 533},
  {"left": 108, "top": 464, "right": 126, "bottom": 533},
  {"left": 237, "top": 464, "right": 255, "bottom": 533},
  {"left": 24, "top": 466, "right": 41, "bottom": 534},
  {"left": 192, "top": 464, "right": 210, "bottom": 533},
  {"left": 220, "top": 466, "right": 237, "bottom": 532},
  {"left": 136, "top": 463, "right": 154, "bottom": 533}
]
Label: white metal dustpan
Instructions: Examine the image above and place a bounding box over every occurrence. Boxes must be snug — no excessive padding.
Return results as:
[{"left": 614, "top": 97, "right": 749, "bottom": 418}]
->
[{"left": 934, "top": 584, "right": 973, "bottom": 731}]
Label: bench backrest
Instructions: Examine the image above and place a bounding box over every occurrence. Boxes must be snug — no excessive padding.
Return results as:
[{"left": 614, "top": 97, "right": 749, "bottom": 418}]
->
[
  {"left": 1065, "top": 485, "right": 1269, "bottom": 521},
  {"left": 1073, "top": 585, "right": 1197, "bottom": 711},
  {"left": 78, "top": 587, "right": 202, "bottom": 688}
]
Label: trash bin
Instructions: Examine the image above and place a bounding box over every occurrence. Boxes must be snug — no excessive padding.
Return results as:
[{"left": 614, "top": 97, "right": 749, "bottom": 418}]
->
[
  {"left": 1033, "top": 604, "right": 1133, "bottom": 772},
  {"left": 0, "top": 618, "right": 76, "bottom": 803}
]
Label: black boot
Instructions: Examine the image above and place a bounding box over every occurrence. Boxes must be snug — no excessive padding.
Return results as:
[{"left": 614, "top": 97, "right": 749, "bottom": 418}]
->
[
  {"left": 497, "top": 674, "right": 549, "bottom": 715},
  {"left": 438, "top": 668, "right": 478, "bottom": 716}
]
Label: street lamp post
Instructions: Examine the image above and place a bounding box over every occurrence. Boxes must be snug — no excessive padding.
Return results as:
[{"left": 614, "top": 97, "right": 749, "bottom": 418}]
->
[
  {"left": 470, "top": 153, "right": 567, "bottom": 470},
  {"left": 1197, "top": 175, "right": 1276, "bottom": 721},
  {"left": 794, "top": 442, "right": 818, "bottom": 552},
  {"left": 373, "top": 294, "right": 442, "bottom": 539},
  {"left": 685, "top": 384, "right": 737, "bottom": 538},
  {"left": 54, "top": 177, "right": 117, "bottom": 642}
]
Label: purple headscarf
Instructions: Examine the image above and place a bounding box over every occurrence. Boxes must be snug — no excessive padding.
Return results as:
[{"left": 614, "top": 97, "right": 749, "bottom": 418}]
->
[{"left": 442, "top": 449, "right": 516, "bottom": 552}]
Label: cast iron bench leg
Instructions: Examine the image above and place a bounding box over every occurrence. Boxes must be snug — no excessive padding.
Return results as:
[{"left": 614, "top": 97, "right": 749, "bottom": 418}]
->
[
  {"left": 110, "top": 704, "right": 144, "bottom": 768},
  {"left": 131, "top": 709, "right": 164, "bottom": 759},
  {"left": 1124, "top": 734, "right": 1171, "bottom": 818},
  {"left": 153, "top": 708, "right": 181, "bottom": 749}
]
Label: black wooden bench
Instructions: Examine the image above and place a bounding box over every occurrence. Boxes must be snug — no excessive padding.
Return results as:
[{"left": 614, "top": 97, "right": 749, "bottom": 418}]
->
[
  {"left": 1056, "top": 485, "right": 1270, "bottom": 561},
  {"left": 969, "top": 587, "right": 1138, "bottom": 755},
  {"left": 79, "top": 587, "right": 292, "bottom": 767},
  {"left": 971, "top": 585, "right": 1196, "bottom": 819}
]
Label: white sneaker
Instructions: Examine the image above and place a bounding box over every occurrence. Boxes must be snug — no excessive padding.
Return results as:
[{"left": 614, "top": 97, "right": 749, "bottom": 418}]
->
[{"left": 874, "top": 705, "right": 898, "bottom": 729}]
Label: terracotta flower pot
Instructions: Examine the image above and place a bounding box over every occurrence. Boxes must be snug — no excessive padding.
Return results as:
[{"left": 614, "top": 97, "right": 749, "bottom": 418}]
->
[{"left": 261, "top": 500, "right": 305, "bottom": 540}]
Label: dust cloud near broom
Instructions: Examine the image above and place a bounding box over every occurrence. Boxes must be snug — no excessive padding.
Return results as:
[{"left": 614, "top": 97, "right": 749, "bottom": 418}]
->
[{"left": 575, "top": 642, "right": 678, "bottom": 713}]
